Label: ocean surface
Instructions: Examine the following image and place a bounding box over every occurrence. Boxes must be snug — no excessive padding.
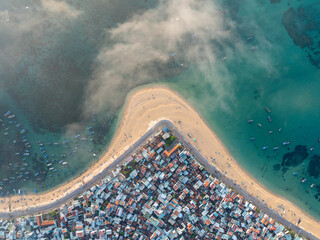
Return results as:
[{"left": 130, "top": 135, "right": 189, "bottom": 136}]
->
[{"left": 0, "top": 0, "right": 320, "bottom": 219}]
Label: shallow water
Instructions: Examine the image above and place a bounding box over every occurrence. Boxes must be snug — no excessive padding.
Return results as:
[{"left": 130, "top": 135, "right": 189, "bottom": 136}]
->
[{"left": 0, "top": 0, "right": 319, "bottom": 219}]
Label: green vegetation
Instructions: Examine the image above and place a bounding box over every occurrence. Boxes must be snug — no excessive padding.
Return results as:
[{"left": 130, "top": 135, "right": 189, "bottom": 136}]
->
[
  {"left": 287, "top": 228, "right": 295, "bottom": 238},
  {"left": 48, "top": 210, "right": 56, "bottom": 219},
  {"left": 165, "top": 135, "right": 176, "bottom": 146},
  {"left": 121, "top": 160, "right": 138, "bottom": 177}
]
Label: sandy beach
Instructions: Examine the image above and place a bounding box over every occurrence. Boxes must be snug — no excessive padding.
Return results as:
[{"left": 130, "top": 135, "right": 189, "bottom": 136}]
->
[{"left": 0, "top": 85, "right": 319, "bottom": 237}]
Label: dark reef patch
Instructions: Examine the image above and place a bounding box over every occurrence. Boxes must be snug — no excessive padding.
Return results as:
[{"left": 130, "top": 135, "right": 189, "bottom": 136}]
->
[
  {"left": 308, "top": 155, "right": 320, "bottom": 178},
  {"left": 281, "top": 145, "right": 308, "bottom": 167},
  {"left": 273, "top": 163, "right": 281, "bottom": 171},
  {"left": 282, "top": 7, "right": 313, "bottom": 48},
  {"left": 282, "top": 5, "right": 320, "bottom": 68}
]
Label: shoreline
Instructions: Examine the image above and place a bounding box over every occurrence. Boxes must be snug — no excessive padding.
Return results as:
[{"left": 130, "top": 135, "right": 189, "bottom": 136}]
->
[{"left": 0, "top": 86, "right": 319, "bottom": 237}]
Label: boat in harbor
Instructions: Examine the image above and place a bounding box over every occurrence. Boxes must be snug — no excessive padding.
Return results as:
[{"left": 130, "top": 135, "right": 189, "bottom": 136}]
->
[
  {"left": 262, "top": 146, "right": 268, "bottom": 150},
  {"left": 265, "top": 107, "right": 271, "bottom": 113},
  {"left": 273, "top": 147, "right": 279, "bottom": 150},
  {"left": 267, "top": 116, "right": 272, "bottom": 122},
  {"left": 310, "top": 183, "right": 315, "bottom": 188},
  {"left": 301, "top": 178, "right": 307, "bottom": 183},
  {"left": 250, "top": 137, "right": 256, "bottom": 141},
  {"left": 258, "top": 123, "right": 262, "bottom": 127},
  {"left": 282, "top": 141, "right": 290, "bottom": 146},
  {"left": 248, "top": 119, "right": 254, "bottom": 123}
]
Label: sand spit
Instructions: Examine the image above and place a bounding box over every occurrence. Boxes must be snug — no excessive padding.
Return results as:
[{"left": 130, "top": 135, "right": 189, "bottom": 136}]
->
[{"left": 0, "top": 86, "right": 319, "bottom": 237}]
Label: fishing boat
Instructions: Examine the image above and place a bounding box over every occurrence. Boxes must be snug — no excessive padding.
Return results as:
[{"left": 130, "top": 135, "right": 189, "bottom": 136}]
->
[
  {"left": 267, "top": 116, "right": 272, "bottom": 122},
  {"left": 250, "top": 137, "right": 256, "bottom": 141},
  {"left": 310, "top": 184, "right": 315, "bottom": 188},
  {"left": 301, "top": 178, "right": 307, "bottom": 183},
  {"left": 262, "top": 146, "right": 268, "bottom": 150},
  {"left": 248, "top": 119, "right": 254, "bottom": 123},
  {"left": 265, "top": 107, "right": 271, "bottom": 113},
  {"left": 258, "top": 123, "right": 262, "bottom": 127},
  {"left": 273, "top": 147, "right": 279, "bottom": 150},
  {"left": 282, "top": 141, "right": 290, "bottom": 146}
]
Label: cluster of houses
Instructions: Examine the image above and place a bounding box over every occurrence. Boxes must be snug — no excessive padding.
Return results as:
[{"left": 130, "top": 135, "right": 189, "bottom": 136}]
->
[{"left": 0, "top": 127, "right": 305, "bottom": 239}]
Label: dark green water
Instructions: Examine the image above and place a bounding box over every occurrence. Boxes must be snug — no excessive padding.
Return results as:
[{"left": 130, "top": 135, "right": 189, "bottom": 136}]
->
[{"left": 0, "top": 0, "right": 319, "bottom": 219}]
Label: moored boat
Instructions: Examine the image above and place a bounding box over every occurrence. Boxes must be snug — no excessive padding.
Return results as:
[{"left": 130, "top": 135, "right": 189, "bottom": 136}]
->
[{"left": 282, "top": 141, "right": 290, "bottom": 146}]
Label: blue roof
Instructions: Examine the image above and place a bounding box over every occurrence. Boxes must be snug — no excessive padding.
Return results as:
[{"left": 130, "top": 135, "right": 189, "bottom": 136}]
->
[{"left": 162, "top": 127, "right": 169, "bottom": 133}]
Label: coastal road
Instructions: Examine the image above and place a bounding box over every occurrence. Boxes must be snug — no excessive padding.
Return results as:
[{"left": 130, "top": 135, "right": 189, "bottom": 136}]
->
[
  {"left": 0, "top": 120, "right": 318, "bottom": 240},
  {"left": 168, "top": 122, "right": 319, "bottom": 240},
  {"left": 0, "top": 120, "right": 168, "bottom": 219}
]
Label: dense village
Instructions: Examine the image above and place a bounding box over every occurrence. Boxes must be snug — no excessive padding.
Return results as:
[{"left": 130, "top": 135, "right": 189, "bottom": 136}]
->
[{"left": 0, "top": 127, "right": 305, "bottom": 239}]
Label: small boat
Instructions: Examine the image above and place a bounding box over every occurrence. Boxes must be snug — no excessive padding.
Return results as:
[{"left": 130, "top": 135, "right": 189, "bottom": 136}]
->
[
  {"left": 301, "top": 178, "right": 307, "bottom": 183},
  {"left": 273, "top": 147, "right": 279, "bottom": 150},
  {"left": 62, "top": 162, "right": 68, "bottom": 165},
  {"left": 258, "top": 123, "right": 262, "bottom": 127},
  {"left": 267, "top": 116, "right": 272, "bottom": 122},
  {"left": 248, "top": 119, "right": 254, "bottom": 123},
  {"left": 310, "top": 148, "right": 314, "bottom": 151},
  {"left": 262, "top": 146, "right": 268, "bottom": 150},
  {"left": 251, "top": 46, "right": 258, "bottom": 51},
  {"left": 282, "top": 141, "right": 290, "bottom": 146},
  {"left": 250, "top": 137, "right": 256, "bottom": 141},
  {"left": 265, "top": 107, "right": 271, "bottom": 113},
  {"left": 292, "top": 172, "right": 298, "bottom": 176},
  {"left": 269, "top": 130, "right": 273, "bottom": 134},
  {"left": 34, "top": 188, "right": 37, "bottom": 193},
  {"left": 310, "top": 184, "right": 315, "bottom": 188}
]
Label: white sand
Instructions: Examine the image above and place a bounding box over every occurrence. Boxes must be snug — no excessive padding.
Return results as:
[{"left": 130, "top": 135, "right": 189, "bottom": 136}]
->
[{"left": 1, "top": 86, "right": 319, "bottom": 237}]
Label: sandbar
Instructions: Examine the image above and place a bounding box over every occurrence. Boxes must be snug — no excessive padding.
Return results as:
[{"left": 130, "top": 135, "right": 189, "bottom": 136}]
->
[{"left": 0, "top": 86, "right": 319, "bottom": 237}]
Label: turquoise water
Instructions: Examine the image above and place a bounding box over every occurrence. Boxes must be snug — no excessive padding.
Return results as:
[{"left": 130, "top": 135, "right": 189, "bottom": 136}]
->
[{"left": 0, "top": 0, "right": 319, "bottom": 219}]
